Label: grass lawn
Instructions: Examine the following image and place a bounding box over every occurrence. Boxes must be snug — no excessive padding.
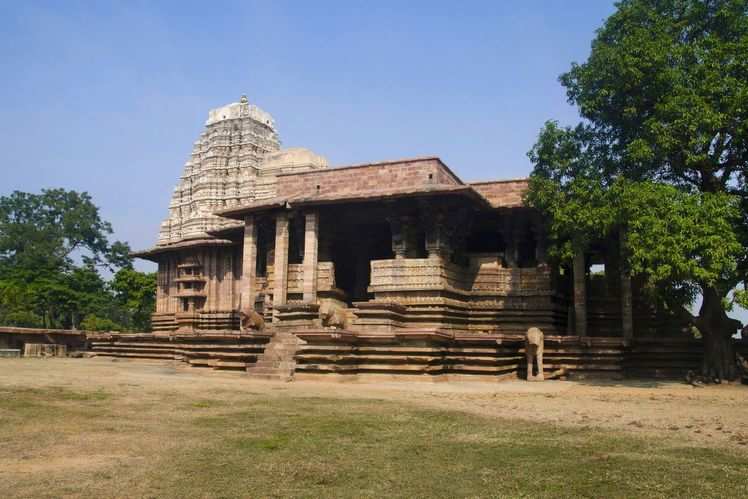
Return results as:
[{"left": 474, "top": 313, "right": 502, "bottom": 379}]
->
[{"left": 1, "top": 381, "right": 747, "bottom": 498}]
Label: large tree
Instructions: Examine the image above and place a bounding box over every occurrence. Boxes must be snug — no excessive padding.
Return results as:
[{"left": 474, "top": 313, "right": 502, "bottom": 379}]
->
[
  {"left": 0, "top": 189, "right": 155, "bottom": 331},
  {"left": 527, "top": 0, "right": 748, "bottom": 379}
]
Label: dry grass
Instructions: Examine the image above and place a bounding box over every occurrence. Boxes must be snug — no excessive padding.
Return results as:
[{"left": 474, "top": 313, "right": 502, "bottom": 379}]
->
[{"left": 0, "top": 359, "right": 747, "bottom": 498}]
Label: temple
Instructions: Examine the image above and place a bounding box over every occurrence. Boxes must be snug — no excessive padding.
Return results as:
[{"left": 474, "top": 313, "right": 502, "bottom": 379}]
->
[{"left": 94, "top": 96, "right": 717, "bottom": 380}]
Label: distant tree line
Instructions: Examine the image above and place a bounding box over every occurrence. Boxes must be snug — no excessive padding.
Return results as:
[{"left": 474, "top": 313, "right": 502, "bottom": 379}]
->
[{"left": 0, "top": 189, "right": 155, "bottom": 331}]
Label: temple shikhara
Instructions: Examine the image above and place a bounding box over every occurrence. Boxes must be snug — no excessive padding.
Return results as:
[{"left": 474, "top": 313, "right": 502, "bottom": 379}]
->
[{"left": 86, "top": 96, "right": 727, "bottom": 380}]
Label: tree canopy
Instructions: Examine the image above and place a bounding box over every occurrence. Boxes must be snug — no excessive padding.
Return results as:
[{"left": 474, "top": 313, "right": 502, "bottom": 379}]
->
[
  {"left": 0, "top": 189, "right": 155, "bottom": 331},
  {"left": 526, "top": 0, "right": 748, "bottom": 379}
]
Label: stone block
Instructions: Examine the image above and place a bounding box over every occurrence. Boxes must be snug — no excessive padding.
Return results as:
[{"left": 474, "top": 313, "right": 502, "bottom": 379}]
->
[{"left": 23, "top": 344, "right": 67, "bottom": 357}]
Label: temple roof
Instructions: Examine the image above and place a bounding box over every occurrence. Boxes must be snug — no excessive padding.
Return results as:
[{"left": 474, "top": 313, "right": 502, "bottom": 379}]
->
[
  {"left": 468, "top": 179, "right": 528, "bottom": 208},
  {"left": 214, "top": 157, "right": 529, "bottom": 219},
  {"left": 132, "top": 237, "right": 236, "bottom": 261},
  {"left": 134, "top": 155, "right": 531, "bottom": 259}
]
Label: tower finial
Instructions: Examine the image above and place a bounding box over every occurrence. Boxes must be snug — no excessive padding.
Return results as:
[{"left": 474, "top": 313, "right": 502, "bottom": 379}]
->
[{"left": 240, "top": 94, "right": 248, "bottom": 104}]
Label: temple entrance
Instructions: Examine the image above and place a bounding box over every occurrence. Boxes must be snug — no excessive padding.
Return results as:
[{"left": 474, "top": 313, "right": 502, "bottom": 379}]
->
[
  {"left": 331, "top": 222, "right": 392, "bottom": 304},
  {"left": 322, "top": 204, "right": 394, "bottom": 305}
]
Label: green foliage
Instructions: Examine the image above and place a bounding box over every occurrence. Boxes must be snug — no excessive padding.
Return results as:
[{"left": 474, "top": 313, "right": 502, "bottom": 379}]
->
[
  {"left": 617, "top": 181, "right": 741, "bottom": 291},
  {"left": 0, "top": 188, "right": 155, "bottom": 331},
  {"left": 561, "top": 0, "right": 748, "bottom": 188},
  {"left": 111, "top": 268, "right": 156, "bottom": 331},
  {"left": 80, "top": 314, "right": 122, "bottom": 332},
  {"left": 0, "top": 189, "right": 117, "bottom": 272},
  {"left": 526, "top": 0, "right": 748, "bottom": 318}
]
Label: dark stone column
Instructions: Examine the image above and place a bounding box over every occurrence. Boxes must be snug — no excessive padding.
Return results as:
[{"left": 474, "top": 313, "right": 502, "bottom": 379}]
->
[
  {"left": 425, "top": 214, "right": 451, "bottom": 260},
  {"left": 532, "top": 222, "right": 547, "bottom": 266},
  {"left": 388, "top": 217, "right": 407, "bottom": 259},
  {"left": 620, "top": 228, "right": 634, "bottom": 342},
  {"left": 502, "top": 216, "right": 518, "bottom": 267},
  {"left": 573, "top": 251, "right": 587, "bottom": 337}
]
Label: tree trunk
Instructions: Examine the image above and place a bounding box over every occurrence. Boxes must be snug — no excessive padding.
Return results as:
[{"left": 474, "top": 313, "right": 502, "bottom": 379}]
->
[{"left": 697, "top": 287, "right": 740, "bottom": 381}]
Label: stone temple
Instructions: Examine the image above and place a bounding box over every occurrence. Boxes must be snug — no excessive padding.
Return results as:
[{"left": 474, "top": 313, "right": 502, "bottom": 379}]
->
[{"left": 91, "top": 95, "right": 741, "bottom": 380}]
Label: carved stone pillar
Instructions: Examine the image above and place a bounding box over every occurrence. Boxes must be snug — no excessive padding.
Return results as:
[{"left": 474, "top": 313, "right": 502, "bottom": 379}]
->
[
  {"left": 532, "top": 223, "right": 547, "bottom": 266},
  {"left": 156, "top": 262, "right": 166, "bottom": 313},
  {"left": 425, "top": 215, "right": 451, "bottom": 260},
  {"left": 620, "top": 228, "right": 634, "bottom": 342},
  {"left": 292, "top": 214, "right": 305, "bottom": 262},
  {"left": 573, "top": 251, "right": 587, "bottom": 337},
  {"left": 302, "top": 211, "right": 319, "bottom": 303},
  {"left": 241, "top": 215, "right": 257, "bottom": 313},
  {"left": 450, "top": 208, "right": 472, "bottom": 266},
  {"left": 402, "top": 216, "right": 419, "bottom": 258},
  {"left": 273, "top": 212, "right": 289, "bottom": 321},
  {"left": 388, "top": 216, "right": 406, "bottom": 259},
  {"left": 502, "top": 216, "right": 518, "bottom": 267}
]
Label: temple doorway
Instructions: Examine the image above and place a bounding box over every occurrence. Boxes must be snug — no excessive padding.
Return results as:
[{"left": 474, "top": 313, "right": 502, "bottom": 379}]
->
[{"left": 322, "top": 205, "right": 393, "bottom": 305}]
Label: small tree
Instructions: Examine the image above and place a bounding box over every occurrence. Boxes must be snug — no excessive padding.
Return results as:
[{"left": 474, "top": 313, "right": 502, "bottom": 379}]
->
[{"left": 111, "top": 268, "right": 156, "bottom": 331}]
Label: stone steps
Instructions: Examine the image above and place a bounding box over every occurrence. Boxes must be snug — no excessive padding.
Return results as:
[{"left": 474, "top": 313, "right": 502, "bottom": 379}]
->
[
  {"left": 90, "top": 334, "right": 271, "bottom": 371},
  {"left": 246, "top": 332, "right": 302, "bottom": 381}
]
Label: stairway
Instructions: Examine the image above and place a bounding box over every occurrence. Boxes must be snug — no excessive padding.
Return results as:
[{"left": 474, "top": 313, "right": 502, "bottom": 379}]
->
[
  {"left": 246, "top": 332, "right": 302, "bottom": 381},
  {"left": 88, "top": 334, "right": 271, "bottom": 371}
]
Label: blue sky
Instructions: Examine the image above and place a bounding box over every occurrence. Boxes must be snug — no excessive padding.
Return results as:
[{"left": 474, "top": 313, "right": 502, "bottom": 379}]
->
[{"left": 1, "top": 0, "right": 618, "bottom": 263}]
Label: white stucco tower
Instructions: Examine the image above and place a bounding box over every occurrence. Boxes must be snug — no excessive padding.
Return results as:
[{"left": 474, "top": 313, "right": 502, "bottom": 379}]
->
[{"left": 157, "top": 95, "right": 327, "bottom": 245}]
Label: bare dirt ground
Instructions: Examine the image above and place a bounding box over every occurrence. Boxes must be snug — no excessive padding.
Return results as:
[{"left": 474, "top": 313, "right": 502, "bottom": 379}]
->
[{"left": 2, "top": 357, "right": 747, "bottom": 451}]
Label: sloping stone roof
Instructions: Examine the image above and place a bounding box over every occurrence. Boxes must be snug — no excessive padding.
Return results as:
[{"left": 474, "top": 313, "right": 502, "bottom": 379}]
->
[
  {"left": 132, "top": 237, "right": 236, "bottom": 261},
  {"left": 468, "top": 179, "right": 528, "bottom": 208},
  {"left": 215, "top": 157, "right": 529, "bottom": 219}
]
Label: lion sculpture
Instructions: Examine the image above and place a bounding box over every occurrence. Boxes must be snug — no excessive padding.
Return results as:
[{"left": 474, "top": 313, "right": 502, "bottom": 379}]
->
[
  {"left": 319, "top": 301, "right": 348, "bottom": 330},
  {"left": 238, "top": 293, "right": 264, "bottom": 333}
]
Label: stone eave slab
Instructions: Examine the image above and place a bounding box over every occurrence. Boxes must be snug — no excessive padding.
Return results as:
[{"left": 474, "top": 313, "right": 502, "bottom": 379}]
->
[
  {"left": 215, "top": 185, "right": 493, "bottom": 220},
  {"left": 132, "top": 237, "right": 236, "bottom": 261}
]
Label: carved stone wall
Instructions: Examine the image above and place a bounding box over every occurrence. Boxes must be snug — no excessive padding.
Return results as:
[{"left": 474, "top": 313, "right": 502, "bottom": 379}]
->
[
  {"left": 267, "top": 262, "right": 336, "bottom": 296},
  {"left": 368, "top": 256, "right": 553, "bottom": 296}
]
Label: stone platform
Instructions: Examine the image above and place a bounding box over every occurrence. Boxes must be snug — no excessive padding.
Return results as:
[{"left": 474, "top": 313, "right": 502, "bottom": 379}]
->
[{"left": 88, "top": 332, "right": 272, "bottom": 371}]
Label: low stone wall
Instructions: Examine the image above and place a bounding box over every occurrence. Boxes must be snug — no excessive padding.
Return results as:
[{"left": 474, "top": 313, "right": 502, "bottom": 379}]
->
[
  {"left": 24, "top": 344, "right": 67, "bottom": 357},
  {"left": 369, "top": 259, "right": 553, "bottom": 295},
  {"left": 88, "top": 332, "right": 272, "bottom": 371},
  {"left": 294, "top": 331, "right": 626, "bottom": 380},
  {"left": 294, "top": 331, "right": 748, "bottom": 380},
  {"left": 350, "top": 297, "right": 569, "bottom": 336},
  {"left": 0, "top": 327, "right": 88, "bottom": 354},
  {"left": 364, "top": 259, "right": 567, "bottom": 334}
]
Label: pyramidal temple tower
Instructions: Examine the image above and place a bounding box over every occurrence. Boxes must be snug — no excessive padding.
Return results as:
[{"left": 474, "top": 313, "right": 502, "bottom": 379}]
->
[{"left": 157, "top": 95, "right": 327, "bottom": 245}]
